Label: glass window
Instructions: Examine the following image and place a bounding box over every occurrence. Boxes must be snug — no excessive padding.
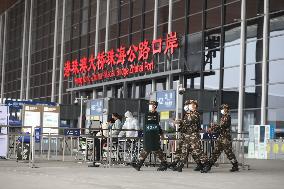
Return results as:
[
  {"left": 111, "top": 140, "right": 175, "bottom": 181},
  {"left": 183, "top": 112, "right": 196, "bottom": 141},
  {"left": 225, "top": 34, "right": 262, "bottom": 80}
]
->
[
  {"left": 270, "top": 16, "right": 284, "bottom": 36},
  {"left": 158, "top": 6, "right": 168, "bottom": 25},
  {"left": 225, "top": 1, "right": 241, "bottom": 25},
  {"left": 224, "top": 26, "right": 241, "bottom": 46},
  {"left": 204, "top": 69, "right": 220, "bottom": 90},
  {"left": 270, "top": 0, "right": 284, "bottom": 13},
  {"left": 120, "top": 20, "right": 130, "bottom": 36},
  {"left": 245, "top": 63, "right": 259, "bottom": 87},
  {"left": 223, "top": 66, "right": 240, "bottom": 89},
  {"left": 224, "top": 45, "right": 240, "bottom": 68},
  {"left": 246, "top": 0, "right": 264, "bottom": 19},
  {"left": 145, "top": 0, "right": 154, "bottom": 12},
  {"left": 204, "top": 49, "right": 220, "bottom": 70},
  {"left": 132, "top": 15, "right": 142, "bottom": 33},
  {"left": 145, "top": 10, "right": 154, "bottom": 28},
  {"left": 172, "top": 18, "right": 185, "bottom": 35},
  {"left": 133, "top": 0, "right": 142, "bottom": 16},
  {"left": 121, "top": 3, "right": 130, "bottom": 20},
  {"left": 206, "top": 0, "right": 221, "bottom": 9},
  {"left": 189, "top": 0, "right": 202, "bottom": 14},
  {"left": 206, "top": 7, "right": 221, "bottom": 29},
  {"left": 188, "top": 13, "right": 202, "bottom": 34},
  {"left": 268, "top": 83, "right": 284, "bottom": 109},
  {"left": 269, "top": 60, "right": 284, "bottom": 83},
  {"left": 269, "top": 35, "right": 284, "bottom": 60},
  {"left": 173, "top": 0, "right": 186, "bottom": 20}
]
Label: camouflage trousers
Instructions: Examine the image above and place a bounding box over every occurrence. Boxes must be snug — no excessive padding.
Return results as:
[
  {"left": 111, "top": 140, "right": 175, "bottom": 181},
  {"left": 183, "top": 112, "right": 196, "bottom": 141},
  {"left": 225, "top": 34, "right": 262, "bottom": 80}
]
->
[
  {"left": 175, "top": 133, "right": 208, "bottom": 164},
  {"left": 211, "top": 134, "right": 237, "bottom": 164},
  {"left": 138, "top": 148, "right": 166, "bottom": 162}
]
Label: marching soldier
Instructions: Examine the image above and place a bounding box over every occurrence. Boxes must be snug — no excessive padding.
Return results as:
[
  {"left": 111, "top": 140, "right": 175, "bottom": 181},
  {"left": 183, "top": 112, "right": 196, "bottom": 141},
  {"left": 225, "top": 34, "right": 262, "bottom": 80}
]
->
[
  {"left": 171, "top": 100, "right": 210, "bottom": 173},
  {"left": 209, "top": 104, "right": 239, "bottom": 172},
  {"left": 132, "top": 101, "right": 168, "bottom": 171}
]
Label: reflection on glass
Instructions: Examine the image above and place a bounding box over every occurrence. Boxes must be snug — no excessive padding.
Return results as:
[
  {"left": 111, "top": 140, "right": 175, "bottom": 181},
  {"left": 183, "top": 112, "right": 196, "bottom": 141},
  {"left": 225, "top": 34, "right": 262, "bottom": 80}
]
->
[
  {"left": 269, "top": 35, "right": 284, "bottom": 60},
  {"left": 268, "top": 84, "right": 284, "bottom": 109},
  {"left": 204, "top": 69, "right": 220, "bottom": 90},
  {"left": 224, "top": 45, "right": 240, "bottom": 68},
  {"left": 223, "top": 66, "right": 240, "bottom": 89},
  {"left": 269, "top": 60, "right": 284, "bottom": 83}
]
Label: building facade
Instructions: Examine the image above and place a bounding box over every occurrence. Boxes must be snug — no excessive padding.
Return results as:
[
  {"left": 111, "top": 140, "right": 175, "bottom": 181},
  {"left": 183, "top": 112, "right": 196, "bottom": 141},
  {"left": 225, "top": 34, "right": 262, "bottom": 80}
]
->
[{"left": 0, "top": 0, "right": 284, "bottom": 136}]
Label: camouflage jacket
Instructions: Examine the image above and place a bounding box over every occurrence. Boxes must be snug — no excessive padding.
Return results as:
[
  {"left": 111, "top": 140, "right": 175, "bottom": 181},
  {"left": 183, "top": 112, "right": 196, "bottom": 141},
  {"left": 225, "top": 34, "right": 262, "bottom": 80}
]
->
[
  {"left": 179, "top": 110, "right": 201, "bottom": 134},
  {"left": 212, "top": 114, "right": 231, "bottom": 136}
]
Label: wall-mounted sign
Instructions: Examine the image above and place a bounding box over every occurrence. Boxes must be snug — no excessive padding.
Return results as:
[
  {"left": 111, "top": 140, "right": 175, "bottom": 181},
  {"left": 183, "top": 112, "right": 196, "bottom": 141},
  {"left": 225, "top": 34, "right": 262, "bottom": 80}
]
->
[
  {"left": 63, "top": 32, "right": 179, "bottom": 86},
  {"left": 90, "top": 99, "right": 104, "bottom": 116},
  {"left": 156, "top": 90, "right": 176, "bottom": 112}
]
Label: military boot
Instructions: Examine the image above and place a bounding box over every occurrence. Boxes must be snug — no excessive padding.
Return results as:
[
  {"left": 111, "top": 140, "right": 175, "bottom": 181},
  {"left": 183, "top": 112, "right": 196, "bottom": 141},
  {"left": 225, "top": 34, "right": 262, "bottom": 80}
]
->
[
  {"left": 173, "top": 161, "right": 184, "bottom": 172},
  {"left": 157, "top": 161, "right": 168, "bottom": 171},
  {"left": 193, "top": 163, "right": 203, "bottom": 171},
  {"left": 200, "top": 161, "right": 211, "bottom": 173},
  {"left": 230, "top": 162, "right": 239, "bottom": 172},
  {"left": 132, "top": 160, "right": 144, "bottom": 171}
]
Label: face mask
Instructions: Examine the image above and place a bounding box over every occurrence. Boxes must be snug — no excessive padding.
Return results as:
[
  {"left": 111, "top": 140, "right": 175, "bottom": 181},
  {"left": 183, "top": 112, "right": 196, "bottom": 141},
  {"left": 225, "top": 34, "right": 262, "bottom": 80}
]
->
[
  {"left": 149, "top": 105, "right": 153, "bottom": 111},
  {"left": 184, "top": 105, "right": 189, "bottom": 112},
  {"left": 221, "top": 109, "right": 225, "bottom": 114},
  {"left": 188, "top": 104, "right": 193, "bottom": 111}
]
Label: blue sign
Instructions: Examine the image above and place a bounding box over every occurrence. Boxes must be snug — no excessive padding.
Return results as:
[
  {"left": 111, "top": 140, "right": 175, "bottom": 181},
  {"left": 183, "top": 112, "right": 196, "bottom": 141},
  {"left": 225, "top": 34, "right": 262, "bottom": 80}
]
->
[
  {"left": 5, "top": 100, "right": 57, "bottom": 126},
  {"left": 35, "top": 128, "right": 41, "bottom": 143},
  {"left": 90, "top": 99, "right": 104, "bottom": 116},
  {"left": 64, "top": 129, "right": 80, "bottom": 136},
  {"left": 270, "top": 124, "right": 276, "bottom": 139},
  {"left": 156, "top": 90, "right": 176, "bottom": 111}
]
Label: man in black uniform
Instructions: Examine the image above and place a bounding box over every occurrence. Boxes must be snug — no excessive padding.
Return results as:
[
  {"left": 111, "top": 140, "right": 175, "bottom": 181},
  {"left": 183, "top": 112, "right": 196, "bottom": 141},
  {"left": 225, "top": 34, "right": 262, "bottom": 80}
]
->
[{"left": 132, "top": 101, "right": 168, "bottom": 171}]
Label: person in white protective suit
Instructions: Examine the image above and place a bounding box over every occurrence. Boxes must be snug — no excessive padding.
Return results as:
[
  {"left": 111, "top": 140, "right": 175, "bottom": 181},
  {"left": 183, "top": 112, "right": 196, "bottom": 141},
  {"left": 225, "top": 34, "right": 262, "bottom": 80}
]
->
[{"left": 118, "top": 111, "right": 139, "bottom": 138}]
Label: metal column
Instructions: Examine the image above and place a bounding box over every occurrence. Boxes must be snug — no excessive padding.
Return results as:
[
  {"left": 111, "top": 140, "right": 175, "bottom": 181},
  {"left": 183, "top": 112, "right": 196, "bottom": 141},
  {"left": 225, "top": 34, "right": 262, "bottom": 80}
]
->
[
  {"left": 51, "top": 0, "right": 59, "bottom": 102},
  {"left": 25, "top": 0, "right": 34, "bottom": 100},
  {"left": 166, "top": 0, "right": 173, "bottom": 90},
  {"left": 0, "top": 16, "right": 3, "bottom": 102},
  {"left": 153, "top": 0, "right": 158, "bottom": 40},
  {"left": 1, "top": 12, "right": 8, "bottom": 103},
  {"left": 237, "top": 0, "right": 247, "bottom": 138},
  {"left": 94, "top": 0, "right": 100, "bottom": 56},
  {"left": 20, "top": 0, "right": 28, "bottom": 100},
  {"left": 58, "top": 0, "right": 66, "bottom": 104},
  {"left": 104, "top": 0, "right": 110, "bottom": 52},
  {"left": 261, "top": 0, "right": 269, "bottom": 125}
]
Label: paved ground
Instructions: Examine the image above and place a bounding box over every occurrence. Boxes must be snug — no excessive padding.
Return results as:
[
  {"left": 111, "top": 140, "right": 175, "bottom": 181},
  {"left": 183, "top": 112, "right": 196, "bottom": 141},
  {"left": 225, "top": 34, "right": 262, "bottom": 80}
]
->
[{"left": 0, "top": 159, "right": 283, "bottom": 189}]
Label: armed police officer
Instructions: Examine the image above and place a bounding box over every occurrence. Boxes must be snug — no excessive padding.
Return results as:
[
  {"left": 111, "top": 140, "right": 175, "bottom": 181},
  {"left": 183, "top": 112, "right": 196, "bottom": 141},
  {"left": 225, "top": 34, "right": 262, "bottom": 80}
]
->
[
  {"left": 132, "top": 101, "right": 168, "bottom": 171},
  {"left": 209, "top": 104, "right": 239, "bottom": 172},
  {"left": 171, "top": 100, "right": 210, "bottom": 173}
]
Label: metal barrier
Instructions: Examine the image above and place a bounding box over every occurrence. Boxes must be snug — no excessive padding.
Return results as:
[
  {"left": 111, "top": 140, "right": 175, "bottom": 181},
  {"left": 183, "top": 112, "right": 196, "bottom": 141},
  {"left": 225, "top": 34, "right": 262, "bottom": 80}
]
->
[
  {"left": 267, "top": 139, "right": 284, "bottom": 160},
  {"left": 0, "top": 125, "right": 249, "bottom": 170}
]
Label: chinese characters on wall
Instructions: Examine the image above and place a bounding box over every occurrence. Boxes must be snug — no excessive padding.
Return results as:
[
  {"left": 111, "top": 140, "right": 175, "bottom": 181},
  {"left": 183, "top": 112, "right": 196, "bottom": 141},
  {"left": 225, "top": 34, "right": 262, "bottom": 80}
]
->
[{"left": 63, "top": 32, "right": 179, "bottom": 86}]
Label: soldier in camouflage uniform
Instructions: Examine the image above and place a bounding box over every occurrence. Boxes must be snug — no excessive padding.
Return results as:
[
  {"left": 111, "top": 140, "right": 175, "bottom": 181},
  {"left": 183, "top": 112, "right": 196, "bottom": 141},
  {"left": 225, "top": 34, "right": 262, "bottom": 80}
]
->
[
  {"left": 209, "top": 104, "right": 239, "bottom": 172},
  {"left": 132, "top": 101, "right": 168, "bottom": 171},
  {"left": 171, "top": 100, "right": 210, "bottom": 173}
]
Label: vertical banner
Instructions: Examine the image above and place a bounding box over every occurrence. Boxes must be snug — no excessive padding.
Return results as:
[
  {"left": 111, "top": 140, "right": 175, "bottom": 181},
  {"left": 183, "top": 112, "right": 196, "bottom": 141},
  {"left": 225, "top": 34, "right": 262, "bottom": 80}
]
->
[
  {"left": 0, "top": 105, "right": 9, "bottom": 158},
  {"left": 42, "top": 106, "right": 60, "bottom": 134}
]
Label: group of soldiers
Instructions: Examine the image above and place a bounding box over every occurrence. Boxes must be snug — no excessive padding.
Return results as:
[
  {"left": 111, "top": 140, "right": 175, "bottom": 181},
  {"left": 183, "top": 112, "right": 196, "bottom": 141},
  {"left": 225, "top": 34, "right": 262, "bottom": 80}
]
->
[{"left": 132, "top": 100, "right": 239, "bottom": 173}]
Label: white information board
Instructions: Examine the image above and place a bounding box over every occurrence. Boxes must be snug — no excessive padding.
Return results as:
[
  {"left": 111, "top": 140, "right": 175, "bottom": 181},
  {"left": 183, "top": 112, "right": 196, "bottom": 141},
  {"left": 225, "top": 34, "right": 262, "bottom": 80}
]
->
[{"left": 0, "top": 105, "right": 9, "bottom": 158}]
